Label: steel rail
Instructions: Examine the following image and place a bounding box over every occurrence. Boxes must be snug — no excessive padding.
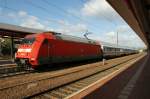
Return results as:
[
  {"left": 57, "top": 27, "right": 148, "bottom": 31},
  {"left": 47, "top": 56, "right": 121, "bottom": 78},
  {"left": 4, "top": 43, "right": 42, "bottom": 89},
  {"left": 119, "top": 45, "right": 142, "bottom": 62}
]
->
[
  {"left": 30, "top": 54, "right": 146, "bottom": 99},
  {"left": 0, "top": 53, "right": 144, "bottom": 99}
]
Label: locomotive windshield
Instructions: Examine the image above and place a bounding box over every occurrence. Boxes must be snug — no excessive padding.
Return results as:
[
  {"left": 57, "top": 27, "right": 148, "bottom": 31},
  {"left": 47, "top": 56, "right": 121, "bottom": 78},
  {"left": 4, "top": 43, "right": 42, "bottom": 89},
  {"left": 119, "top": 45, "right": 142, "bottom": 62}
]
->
[{"left": 22, "top": 37, "right": 35, "bottom": 44}]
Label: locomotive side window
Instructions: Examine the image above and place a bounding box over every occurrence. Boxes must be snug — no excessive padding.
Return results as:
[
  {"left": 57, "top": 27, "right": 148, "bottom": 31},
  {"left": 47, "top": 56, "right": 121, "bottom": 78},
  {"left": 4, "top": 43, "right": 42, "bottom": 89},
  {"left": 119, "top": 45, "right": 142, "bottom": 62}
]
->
[
  {"left": 43, "top": 39, "right": 51, "bottom": 49},
  {"left": 22, "top": 37, "right": 35, "bottom": 44},
  {"left": 43, "top": 39, "right": 49, "bottom": 44}
]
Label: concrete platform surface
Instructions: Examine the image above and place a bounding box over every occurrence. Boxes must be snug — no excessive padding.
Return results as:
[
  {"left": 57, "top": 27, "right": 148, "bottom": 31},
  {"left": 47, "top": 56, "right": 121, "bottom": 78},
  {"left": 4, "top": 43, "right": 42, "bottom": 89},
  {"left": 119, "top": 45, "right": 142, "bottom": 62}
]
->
[
  {"left": 84, "top": 53, "right": 150, "bottom": 99},
  {"left": 128, "top": 53, "right": 150, "bottom": 99}
]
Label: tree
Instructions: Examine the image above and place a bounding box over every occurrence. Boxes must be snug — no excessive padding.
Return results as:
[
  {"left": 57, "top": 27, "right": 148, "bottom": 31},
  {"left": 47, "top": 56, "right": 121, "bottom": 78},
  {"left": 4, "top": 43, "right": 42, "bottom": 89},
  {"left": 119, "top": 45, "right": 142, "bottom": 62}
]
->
[{"left": 1, "top": 38, "right": 11, "bottom": 55}]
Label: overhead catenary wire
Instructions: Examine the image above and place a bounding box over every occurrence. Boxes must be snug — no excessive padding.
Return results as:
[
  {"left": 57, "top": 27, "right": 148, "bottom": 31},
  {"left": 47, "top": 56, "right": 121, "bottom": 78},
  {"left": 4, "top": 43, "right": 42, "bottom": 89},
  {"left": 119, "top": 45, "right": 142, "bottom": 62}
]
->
[
  {"left": 0, "top": 3, "right": 71, "bottom": 31},
  {"left": 0, "top": 0, "right": 140, "bottom": 49},
  {"left": 80, "top": 0, "right": 141, "bottom": 49},
  {"left": 0, "top": 0, "right": 103, "bottom": 34},
  {"left": 0, "top": 4, "right": 93, "bottom": 38},
  {"left": 79, "top": 0, "right": 120, "bottom": 46},
  {"left": 35, "top": 0, "right": 99, "bottom": 29},
  {"left": 0, "top": 0, "right": 87, "bottom": 32},
  {"left": 79, "top": 0, "right": 118, "bottom": 26}
]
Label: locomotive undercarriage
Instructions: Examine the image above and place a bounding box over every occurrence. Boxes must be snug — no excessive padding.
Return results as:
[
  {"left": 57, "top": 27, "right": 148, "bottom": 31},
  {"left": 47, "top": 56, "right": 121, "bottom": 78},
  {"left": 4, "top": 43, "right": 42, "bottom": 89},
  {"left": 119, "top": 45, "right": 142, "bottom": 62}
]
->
[{"left": 15, "top": 58, "right": 31, "bottom": 70}]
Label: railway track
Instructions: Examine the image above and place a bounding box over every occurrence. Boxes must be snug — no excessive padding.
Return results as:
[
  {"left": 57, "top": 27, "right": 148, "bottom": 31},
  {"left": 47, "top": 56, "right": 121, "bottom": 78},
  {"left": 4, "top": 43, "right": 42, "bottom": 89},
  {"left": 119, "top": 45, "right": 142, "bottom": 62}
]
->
[
  {"left": 0, "top": 59, "right": 14, "bottom": 65},
  {"left": 0, "top": 64, "right": 34, "bottom": 78},
  {"left": 29, "top": 53, "right": 146, "bottom": 99},
  {"left": 0, "top": 60, "right": 25, "bottom": 78},
  {"left": 0, "top": 53, "right": 145, "bottom": 99}
]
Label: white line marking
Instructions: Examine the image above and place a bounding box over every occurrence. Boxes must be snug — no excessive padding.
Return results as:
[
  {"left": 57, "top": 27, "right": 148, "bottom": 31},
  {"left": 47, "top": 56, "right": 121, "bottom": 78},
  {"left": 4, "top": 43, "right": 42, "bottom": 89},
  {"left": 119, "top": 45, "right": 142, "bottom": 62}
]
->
[{"left": 118, "top": 54, "right": 149, "bottom": 99}]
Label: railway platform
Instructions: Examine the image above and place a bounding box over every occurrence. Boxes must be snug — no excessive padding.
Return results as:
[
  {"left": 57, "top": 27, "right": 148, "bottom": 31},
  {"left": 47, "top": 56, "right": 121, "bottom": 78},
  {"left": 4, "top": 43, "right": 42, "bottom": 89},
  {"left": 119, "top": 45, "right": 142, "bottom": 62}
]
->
[
  {"left": 84, "top": 53, "right": 150, "bottom": 99},
  {"left": 127, "top": 53, "right": 150, "bottom": 99}
]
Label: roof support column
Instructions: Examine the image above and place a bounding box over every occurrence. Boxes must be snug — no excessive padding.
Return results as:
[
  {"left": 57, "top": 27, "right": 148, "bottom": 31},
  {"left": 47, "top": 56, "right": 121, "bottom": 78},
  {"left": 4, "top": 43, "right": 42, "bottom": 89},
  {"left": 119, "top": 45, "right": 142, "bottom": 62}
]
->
[
  {"left": 0, "top": 36, "right": 2, "bottom": 56},
  {"left": 10, "top": 36, "right": 14, "bottom": 60}
]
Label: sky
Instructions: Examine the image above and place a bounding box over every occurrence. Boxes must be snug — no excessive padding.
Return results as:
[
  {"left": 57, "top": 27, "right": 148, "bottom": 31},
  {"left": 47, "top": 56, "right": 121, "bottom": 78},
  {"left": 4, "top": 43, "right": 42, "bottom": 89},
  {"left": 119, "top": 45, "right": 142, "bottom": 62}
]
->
[{"left": 0, "top": 0, "right": 146, "bottom": 49}]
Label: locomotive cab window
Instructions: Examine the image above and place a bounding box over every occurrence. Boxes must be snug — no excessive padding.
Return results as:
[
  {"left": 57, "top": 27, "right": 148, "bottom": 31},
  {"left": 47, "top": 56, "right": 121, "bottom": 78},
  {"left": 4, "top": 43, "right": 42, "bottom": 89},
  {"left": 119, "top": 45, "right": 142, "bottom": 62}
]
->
[{"left": 22, "top": 37, "right": 35, "bottom": 45}]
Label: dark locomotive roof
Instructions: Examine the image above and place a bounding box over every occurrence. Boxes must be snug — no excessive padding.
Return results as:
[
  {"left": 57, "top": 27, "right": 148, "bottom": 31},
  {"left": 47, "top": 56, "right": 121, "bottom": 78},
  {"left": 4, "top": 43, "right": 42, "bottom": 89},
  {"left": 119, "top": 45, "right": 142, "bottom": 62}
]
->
[{"left": 51, "top": 32, "right": 99, "bottom": 45}]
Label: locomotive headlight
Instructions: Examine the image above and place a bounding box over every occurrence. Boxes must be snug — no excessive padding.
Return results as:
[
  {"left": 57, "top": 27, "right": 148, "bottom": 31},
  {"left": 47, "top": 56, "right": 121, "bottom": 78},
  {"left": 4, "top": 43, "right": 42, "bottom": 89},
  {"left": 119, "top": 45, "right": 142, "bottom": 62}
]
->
[
  {"left": 18, "top": 48, "right": 32, "bottom": 52},
  {"left": 26, "top": 49, "right": 32, "bottom": 52},
  {"left": 18, "top": 49, "right": 23, "bottom": 52}
]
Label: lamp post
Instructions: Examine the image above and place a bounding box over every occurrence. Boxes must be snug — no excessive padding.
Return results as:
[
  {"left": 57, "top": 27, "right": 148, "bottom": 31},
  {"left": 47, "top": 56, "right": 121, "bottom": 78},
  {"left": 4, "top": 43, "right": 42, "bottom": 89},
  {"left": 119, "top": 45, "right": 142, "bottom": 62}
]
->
[
  {"left": 117, "top": 31, "right": 118, "bottom": 47},
  {"left": 116, "top": 30, "right": 119, "bottom": 56}
]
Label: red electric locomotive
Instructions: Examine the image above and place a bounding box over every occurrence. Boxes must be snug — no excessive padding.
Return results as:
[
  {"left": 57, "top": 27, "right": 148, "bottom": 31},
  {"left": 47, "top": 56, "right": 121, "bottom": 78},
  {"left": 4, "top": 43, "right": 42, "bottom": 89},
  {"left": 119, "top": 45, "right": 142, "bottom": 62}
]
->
[{"left": 15, "top": 32, "right": 103, "bottom": 69}]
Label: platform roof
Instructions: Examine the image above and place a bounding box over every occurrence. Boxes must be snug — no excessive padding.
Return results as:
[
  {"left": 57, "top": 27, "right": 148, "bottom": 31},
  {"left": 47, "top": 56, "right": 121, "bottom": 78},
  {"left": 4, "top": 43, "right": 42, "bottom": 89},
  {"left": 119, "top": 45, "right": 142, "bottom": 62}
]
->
[
  {"left": 107, "top": 0, "right": 150, "bottom": 48},
  {"left": 0, "top": 23, "right": 45, "bottom": 38}
]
